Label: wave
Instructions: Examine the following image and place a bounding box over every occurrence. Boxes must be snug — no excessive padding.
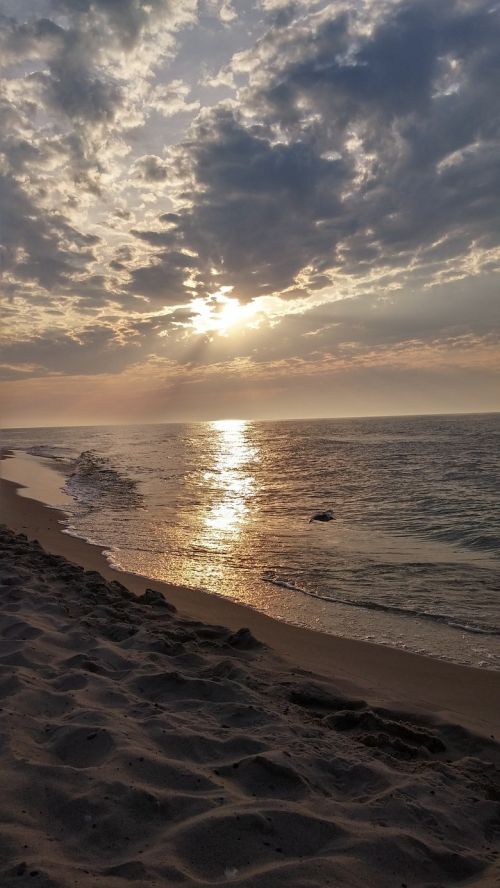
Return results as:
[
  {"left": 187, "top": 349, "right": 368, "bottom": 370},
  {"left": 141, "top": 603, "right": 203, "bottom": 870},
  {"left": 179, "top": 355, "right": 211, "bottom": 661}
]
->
[
  {"left": 427, "top": 526, "right": 500, "bottom": 553},
  {"left": 261, "top": 570, "right": 500, "bottom": 638},
  {"left": 64, "top": 450, "right": 142, "bottom": 512},
  {"left": 26, "top": 444, "right": 69, "bottom": 461}
]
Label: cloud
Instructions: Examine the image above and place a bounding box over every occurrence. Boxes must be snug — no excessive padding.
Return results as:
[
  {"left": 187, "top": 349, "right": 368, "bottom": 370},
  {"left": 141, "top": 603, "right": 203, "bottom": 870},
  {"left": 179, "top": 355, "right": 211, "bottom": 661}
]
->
[
  {"left": 0, "top": 173, "right": 99, "bottom": 289},
  {"left": 126, "top": 250, "right": 199, "bottom": 305},
  {"left": 132, "top": 0, "right": 500, "bottom": 307},
  {"left": 0, "top": 326, "right": 139, "bottom": 378},
  {"left": 132, "top": 154, "right": 169, "bottom": 182},
  {"left": 0, "top": 0, "right": 199, "bottom": 332},
  {"left": 149, "top": 79, "right": 200, "bottom": 117},
  {"left": 1, "top": 0, "right": 499, "bottom": 416}
]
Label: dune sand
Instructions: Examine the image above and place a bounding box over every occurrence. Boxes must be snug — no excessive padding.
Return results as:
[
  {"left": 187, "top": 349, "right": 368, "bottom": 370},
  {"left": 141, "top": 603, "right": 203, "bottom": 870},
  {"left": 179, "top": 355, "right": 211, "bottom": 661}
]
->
[{"left": 0, "top": 479, "right": 500, "bottom": 886}]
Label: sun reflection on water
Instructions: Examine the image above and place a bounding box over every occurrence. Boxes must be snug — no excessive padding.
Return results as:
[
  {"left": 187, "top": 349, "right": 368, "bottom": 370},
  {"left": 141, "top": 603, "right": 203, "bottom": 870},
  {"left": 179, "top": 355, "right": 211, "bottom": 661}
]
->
[
  {"left": 201, "top": 419, "right": 257, "bottom": 544},
  {"left": 137, "top": 419, "right": 260, "bottom": 596}
]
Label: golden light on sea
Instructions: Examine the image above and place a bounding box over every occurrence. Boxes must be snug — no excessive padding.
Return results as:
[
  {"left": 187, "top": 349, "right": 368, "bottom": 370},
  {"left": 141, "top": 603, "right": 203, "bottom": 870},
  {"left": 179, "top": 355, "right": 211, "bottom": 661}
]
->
[
  {"left": 151, "top": 418, "right": 260, "bottom": 596},
  {"left": 201, "top": 419, "right": 257, "bottom": 541}
]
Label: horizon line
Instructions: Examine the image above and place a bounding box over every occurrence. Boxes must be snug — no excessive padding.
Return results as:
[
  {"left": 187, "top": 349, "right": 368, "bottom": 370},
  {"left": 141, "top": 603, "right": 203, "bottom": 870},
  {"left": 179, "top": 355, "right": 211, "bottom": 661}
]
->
[{"left": 1, "top": 408, "right": 499, "bottom": 432}]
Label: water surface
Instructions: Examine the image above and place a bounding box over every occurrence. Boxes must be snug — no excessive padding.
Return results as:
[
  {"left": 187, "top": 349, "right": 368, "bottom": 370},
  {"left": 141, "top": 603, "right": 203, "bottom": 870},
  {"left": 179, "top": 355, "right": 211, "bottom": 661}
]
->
[{"left": 2, "top": 413, "right": 499, "bottom": 669}]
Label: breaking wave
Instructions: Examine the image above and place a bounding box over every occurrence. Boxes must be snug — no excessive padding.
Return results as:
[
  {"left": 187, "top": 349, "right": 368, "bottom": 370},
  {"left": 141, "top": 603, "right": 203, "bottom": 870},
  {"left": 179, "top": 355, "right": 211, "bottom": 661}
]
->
[
  {"left": 64, "top": 450, "right": 142, "bottom": 512},
  {"left": 26, "top": 444, "right": 69, "bottom": 461}
]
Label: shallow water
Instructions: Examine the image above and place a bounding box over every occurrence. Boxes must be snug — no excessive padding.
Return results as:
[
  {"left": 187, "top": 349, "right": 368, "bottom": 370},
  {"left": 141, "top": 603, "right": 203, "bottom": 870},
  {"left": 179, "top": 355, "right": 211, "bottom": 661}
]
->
[{"left": 2, "top": 413, "right": 499, "bottom": 669}]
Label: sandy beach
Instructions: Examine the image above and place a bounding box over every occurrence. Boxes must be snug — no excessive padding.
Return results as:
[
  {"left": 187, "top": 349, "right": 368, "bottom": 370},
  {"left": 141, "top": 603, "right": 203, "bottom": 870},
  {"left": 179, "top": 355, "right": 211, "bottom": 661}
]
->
[
  {"left": 2, "top": 0, "right": 500, "bottom": 880},
  {"left": 0, "top": 477, "right": 500, "bottom": 887}
]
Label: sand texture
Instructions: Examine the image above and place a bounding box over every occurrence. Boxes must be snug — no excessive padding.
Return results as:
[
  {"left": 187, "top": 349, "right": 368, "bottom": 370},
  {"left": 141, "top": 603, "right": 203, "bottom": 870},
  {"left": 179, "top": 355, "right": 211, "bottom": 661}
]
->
[{"left": 1, "top": 526, "right": 499, "bottom": 888}]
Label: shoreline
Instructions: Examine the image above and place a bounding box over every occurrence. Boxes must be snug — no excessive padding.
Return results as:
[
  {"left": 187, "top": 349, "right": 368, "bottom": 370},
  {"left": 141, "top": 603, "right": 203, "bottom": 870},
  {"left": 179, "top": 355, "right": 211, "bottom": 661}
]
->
[
  {"left": 2, "top": 520, "right": 499, "bottom": 886},
  {"left": 1, "top": 474, "right": 499, "bottom": 737}
]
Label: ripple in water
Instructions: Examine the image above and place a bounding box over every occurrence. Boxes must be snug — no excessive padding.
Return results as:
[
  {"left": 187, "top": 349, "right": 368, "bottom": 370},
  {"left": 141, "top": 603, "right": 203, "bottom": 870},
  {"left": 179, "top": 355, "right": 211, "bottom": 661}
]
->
[
  {"left": 1, "top": 413, "right": 499, "bottom": 669},
  {"left": 64, "top": 450, "right": 143, "bottom": 512}
]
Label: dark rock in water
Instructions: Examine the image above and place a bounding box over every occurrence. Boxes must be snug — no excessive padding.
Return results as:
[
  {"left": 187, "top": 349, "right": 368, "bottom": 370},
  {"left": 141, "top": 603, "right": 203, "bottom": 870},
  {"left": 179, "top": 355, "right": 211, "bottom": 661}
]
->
[
  {"left": 309, "top": 510, "right": 335, "bottom": 523},
  {"left": 140, "top": 588, "right": 177, "bottom": 612}
]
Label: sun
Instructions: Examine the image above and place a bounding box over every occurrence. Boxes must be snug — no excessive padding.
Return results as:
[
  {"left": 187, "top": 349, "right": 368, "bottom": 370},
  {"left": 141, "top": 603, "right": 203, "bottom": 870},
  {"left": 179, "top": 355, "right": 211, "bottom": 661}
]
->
[{"left": 190, "top": 287, "right": 259, "bottom": 337}]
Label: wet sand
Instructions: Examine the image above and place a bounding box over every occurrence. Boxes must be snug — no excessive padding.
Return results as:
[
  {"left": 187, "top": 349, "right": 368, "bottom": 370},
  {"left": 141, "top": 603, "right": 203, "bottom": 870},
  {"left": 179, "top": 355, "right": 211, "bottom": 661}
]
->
[{"left": 1, "top": 476, "right": 499, "bottom": 738}]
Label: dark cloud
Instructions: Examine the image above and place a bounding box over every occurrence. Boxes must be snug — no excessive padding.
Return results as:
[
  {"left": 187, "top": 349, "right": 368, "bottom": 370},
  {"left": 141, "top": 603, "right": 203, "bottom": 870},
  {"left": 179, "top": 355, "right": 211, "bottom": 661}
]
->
[
  {"left": 126, "top": 0, "right": 500, "bottom": 308},
  {"left": 0, "top": 306, "right": 202, "bottom": 379},
  {"left": 50, "top": 0, "right": 182, "bottom": 51},
  {"left": 33, "top": 66, "right": 122, "bottom": 124},
  {"left": 132, "top": 155, "right": 169, "bottom": 182},
  {"left": 127, "top": 250, "right": 198, "bottom": 304},
  {"left": 0, "top": 326, "right": 138, "bottom": 378},
  {"left": 0, "top": 174, "right": 97, "bottom": 289},
  {"left": 1, "top": 12, "right": 123, "bottom": 131},
  {"left": 127, "top": 105, "right": 350, "bottom": 302},
  {"left": 172, "top": 108, "right": 348, "bottom": 298},
  {"left": 0, "top": 13, "right": 64, "bottom": 64},
  {"left": 246, "top": 0, "right": 500, "bottom": 262},
  {"left": 130, "top": 228, "right": 180, "bottom": 247}
]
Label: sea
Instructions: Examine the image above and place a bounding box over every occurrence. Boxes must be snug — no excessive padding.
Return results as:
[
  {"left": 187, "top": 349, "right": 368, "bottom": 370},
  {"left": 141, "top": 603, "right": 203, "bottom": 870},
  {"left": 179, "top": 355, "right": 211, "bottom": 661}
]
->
[{"left": 1, "top": 414, "right": 499, "bottom": 670}]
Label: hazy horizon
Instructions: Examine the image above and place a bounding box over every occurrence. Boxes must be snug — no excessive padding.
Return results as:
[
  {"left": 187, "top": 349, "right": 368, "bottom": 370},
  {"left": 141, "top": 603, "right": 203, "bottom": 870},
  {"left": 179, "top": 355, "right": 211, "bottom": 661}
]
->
[{"left": 2, "top": 408, "right": 499, "bottom": 433}]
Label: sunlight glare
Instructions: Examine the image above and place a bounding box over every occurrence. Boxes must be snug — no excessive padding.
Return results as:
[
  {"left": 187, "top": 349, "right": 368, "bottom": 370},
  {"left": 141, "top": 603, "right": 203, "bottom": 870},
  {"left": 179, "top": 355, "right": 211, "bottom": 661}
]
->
[
  {"left": 190, "top": 289, "right": 260, "bottom": 337},
  {"left": 201, "top": 419, "right": 257, "bottom": 539}
]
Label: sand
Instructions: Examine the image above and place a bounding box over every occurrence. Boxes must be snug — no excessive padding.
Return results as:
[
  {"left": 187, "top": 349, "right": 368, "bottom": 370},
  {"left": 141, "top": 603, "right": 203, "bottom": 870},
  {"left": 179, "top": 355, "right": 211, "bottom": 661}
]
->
[
  {"left": 2, "top": 476, "right": 499, "bottom": 739},
  {"left": 1, "top": 479, "right": 500, "bottom": 886}
]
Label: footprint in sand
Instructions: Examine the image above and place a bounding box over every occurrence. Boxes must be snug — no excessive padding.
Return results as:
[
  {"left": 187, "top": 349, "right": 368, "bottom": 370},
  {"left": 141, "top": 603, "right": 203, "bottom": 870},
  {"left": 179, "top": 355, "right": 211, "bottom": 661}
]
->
[{"left": 51, "top": 726, "right": 115, "bottom": 768}]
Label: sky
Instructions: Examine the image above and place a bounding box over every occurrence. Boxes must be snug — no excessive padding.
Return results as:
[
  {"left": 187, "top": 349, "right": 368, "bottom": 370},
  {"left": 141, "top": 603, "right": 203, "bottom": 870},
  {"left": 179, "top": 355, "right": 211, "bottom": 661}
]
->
[{"left": 1, "top": 0, "right": 499, "bottom": 427}]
